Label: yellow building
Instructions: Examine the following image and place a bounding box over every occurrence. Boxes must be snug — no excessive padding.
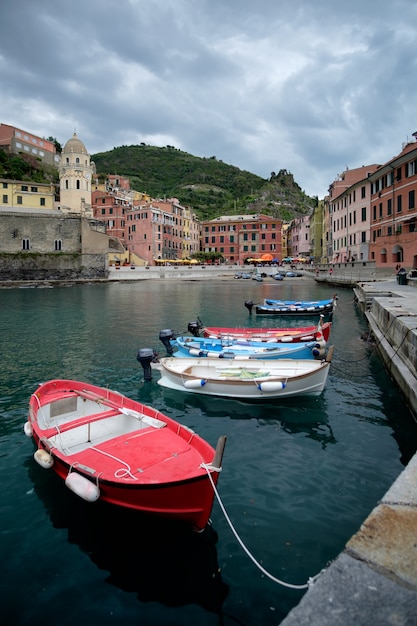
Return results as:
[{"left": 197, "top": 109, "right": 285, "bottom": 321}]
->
[{"left": 1, "top": 179, "right": 55, "bottom": 210}]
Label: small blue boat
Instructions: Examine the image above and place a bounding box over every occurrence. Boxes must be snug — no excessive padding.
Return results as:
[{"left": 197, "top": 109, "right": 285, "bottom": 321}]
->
[{"left": 170, "top": 336, "right": 324, "bottom": 360}]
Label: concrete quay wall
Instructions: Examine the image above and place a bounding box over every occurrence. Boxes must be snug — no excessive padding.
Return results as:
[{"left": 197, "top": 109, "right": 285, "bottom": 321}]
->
[
  {"left": 354, "top": 280, "right": 417, "bottom": 420},
  {"left": 108, "top": 264, "right": 242, "bottom": 281},
  {"left": 280, "top": 280, "right": 417, "bottom": 625}
]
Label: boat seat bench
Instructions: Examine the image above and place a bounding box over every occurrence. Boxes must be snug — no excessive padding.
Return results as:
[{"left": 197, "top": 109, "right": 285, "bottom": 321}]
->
[{"left": 40, "top": 408, "right": 122, "bottom": 439}]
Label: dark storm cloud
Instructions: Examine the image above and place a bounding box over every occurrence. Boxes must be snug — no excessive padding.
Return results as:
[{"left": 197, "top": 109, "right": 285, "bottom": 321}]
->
[{"left": 1, "top": 0, "right": 417, "bottom": 196}]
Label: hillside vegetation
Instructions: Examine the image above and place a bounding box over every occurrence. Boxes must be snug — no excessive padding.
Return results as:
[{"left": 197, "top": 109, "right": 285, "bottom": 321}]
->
[
  {"left": 0, "top": 144, "right": 317, "bottom": 221},
  {"left": 0, "top": 148, "right": 59, "bottom": 184},
  {"left": 92, "top": 144, "right": 317, "bottom": 221}
]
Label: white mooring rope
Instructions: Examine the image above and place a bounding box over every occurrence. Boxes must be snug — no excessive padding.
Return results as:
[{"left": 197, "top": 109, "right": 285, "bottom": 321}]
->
[{"left": 202, "top": 463, "right": 325, "bottom": 590}]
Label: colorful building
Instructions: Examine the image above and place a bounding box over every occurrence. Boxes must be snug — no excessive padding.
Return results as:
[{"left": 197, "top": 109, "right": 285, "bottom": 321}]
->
[
  {"left": 126, "top": 198, "right": 200, "bottom": 265},
  {"left": 368, "top": 135, "right": 417, "bottom": 270},
  {"left": 201, "top": 214, "right": 282, "bottom": 264}
]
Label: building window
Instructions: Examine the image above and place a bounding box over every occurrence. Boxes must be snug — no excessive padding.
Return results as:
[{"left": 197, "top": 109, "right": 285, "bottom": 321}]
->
[
  {"left": 409, "top": 190, "right": 415, "bottom": 209},
  {"left": 361, "top": 232, "right": 366, "bottom": 243},
  {"left": 54, "top": 239, "right": 62, "bottom": 251},
  {"left": 40, "top": 197, "right": 45, "bottom": 206},
  {"left": 2, "top": 182, "right": 8, "bottom": 188},
  {"left": 76, "top": 180, "right": 80, "bottom": 190},
  {"left": 22, "top": 238, "right": 30, "bottom": 250},
  {"left": 2, "top": 195, "right": 8, "bottom": 203},
  {"left": 397, "top": 195, "right": 402, "bottom": 213},
  {"left": 406, "top": 161, "right": 416, "bottom": 177},
  {"left": 21, "top": 185, "right": 28, "bottom": 191},
  {"left": 361, "top": 186, "right": 366, "bottom": 199},
  {"left": 17, "top": 195, "right": 23, "bottom": 205},
  {"left": 387, "top": 199, "right": 392, "bottom": 216}
]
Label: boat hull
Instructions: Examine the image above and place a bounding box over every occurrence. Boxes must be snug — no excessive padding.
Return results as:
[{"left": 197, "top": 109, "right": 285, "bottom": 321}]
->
[
  {"left": 173, "top": 336, "right": 319, "bottom": 360},
  {"left": 26, "top": 379, "right": 226, "bottom": 530},
  {"left": 255, "top": 303, "right": 334, "bottom": 316},
  {"left": 203, "top": 322, "right": 331, "bottom": 343},
  {"left": 156, "top": 356, "right": 331, "bottom": 400}
]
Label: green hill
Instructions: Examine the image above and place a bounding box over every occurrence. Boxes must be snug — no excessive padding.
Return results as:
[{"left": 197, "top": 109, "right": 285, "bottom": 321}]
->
[{"left": 92, "top": 144, "right": 317, "bottom": 221}]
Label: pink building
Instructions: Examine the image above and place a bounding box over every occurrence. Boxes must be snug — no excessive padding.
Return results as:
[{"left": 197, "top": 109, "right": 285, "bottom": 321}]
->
[
  {"left": 288, "top": 214, "right": 311, "bottom": 259},
  {"left": 127, "top": 199, "right": 200, "bottom": 265}
]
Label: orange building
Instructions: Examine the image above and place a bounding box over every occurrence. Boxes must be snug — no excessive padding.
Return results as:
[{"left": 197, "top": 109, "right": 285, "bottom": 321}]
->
[{"left": 368, "top": 135, "right": 417, "bottom": 270}]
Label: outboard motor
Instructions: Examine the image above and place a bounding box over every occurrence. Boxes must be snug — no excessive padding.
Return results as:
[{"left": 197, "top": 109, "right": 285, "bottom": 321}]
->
[
  {"left": 159, "top": 329, "right": 175, "bottom": 355},
  {"left": 137, "top": 348, "right": 157, "bottom": 381},
  {"left": 244, "top": 300, "right": 254, "bottom": 315},
  {"left": 188, "top": 320, "right": 202, "bottom": 337}
]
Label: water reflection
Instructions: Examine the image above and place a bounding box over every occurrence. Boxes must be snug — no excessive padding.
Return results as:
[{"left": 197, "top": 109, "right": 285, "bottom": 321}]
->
[
  {"left": 27, "top": 461, "right": 229, "bottom": 615},
  {"left": 149, "top": 383, "right": 337, "bottom": 448}
]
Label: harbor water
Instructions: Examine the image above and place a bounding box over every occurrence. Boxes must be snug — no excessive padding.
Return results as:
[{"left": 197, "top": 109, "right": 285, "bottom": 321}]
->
[{"left": 1, "top": 278, "right": 417, "bottom": 625}]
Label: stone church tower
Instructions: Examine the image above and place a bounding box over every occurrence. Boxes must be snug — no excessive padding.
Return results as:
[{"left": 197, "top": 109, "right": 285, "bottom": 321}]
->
[{"left": 59, "top": 133, "right": 95, "bottom": 216}]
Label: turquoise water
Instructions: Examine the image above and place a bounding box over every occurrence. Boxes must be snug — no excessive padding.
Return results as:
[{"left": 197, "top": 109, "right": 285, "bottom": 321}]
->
[{"left": 1, "top": 279, "right": 416, "bottom": 625}]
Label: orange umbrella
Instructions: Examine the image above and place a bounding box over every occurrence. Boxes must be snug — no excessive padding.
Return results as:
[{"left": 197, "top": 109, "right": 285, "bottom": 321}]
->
[{"left": 261, "top": 254, "right": 273, "bottom": 261}]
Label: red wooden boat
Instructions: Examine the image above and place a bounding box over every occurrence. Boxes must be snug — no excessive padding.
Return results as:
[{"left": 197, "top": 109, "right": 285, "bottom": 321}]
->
[
  {"left": 24, "top": 379, "right": 226, "bottom": 531},
  {"left": 203, "top": 320, "right": 331, "bottom": 344}
]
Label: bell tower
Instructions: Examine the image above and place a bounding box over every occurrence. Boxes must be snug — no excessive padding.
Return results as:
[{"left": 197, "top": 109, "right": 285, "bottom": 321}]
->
[{"left": 59, "top": 132, "right": 94, "bottom": 215}]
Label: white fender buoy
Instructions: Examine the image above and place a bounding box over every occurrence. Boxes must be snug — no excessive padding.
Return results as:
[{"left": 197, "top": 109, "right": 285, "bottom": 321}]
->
[
  {"left": 34, "top": 448, "right": 54, "bottom": 469},
  {"left": 65, "top": 472, "right": 100, "bottom": 502},
  {"left": 184, "top": 379, "right": 207, "bottom": 389},
  {"left": 189, "top": 348, "right": 202, "bottom": 356},
  {"left": 24, "top": 421, "right": 33, "bottom": 437},
  {"left": 312, "top": 346, "right": 325, "bottom": 357},
  {"left": 257, "top": 381, "right": 286, "bottom": 392},
  {"left": 279, "top": 336, "right": 293, "bottom": 342}
]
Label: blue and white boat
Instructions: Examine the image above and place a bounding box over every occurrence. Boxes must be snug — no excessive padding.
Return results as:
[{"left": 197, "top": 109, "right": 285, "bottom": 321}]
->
[
  {"left": 245, "top": 295, "right": 337, "bottom": 317},
  {"left": 168, "top": 336, "right": 324, "bottom": 360}
]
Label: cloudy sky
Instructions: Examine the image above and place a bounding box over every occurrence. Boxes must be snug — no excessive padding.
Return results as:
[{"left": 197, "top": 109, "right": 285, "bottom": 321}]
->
[{"left": 1, "top": 0, "right": 417, "bottom": 198}]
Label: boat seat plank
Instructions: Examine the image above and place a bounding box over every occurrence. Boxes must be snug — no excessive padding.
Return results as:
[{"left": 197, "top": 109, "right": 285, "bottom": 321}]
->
[{"left": 41, "top": 408, "right": 123, "bottom": 439}]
